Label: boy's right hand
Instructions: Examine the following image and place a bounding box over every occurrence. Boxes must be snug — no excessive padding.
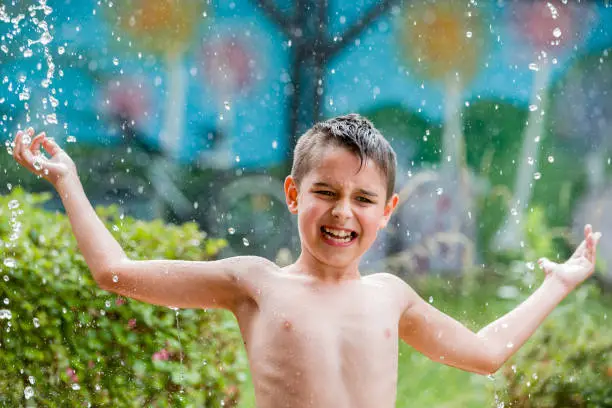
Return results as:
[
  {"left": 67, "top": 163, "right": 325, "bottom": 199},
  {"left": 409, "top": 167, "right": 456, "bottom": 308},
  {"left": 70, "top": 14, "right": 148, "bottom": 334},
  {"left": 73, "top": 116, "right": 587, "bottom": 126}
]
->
[{"left": 12, "top": 127, "right": 77, "bottom": 187}]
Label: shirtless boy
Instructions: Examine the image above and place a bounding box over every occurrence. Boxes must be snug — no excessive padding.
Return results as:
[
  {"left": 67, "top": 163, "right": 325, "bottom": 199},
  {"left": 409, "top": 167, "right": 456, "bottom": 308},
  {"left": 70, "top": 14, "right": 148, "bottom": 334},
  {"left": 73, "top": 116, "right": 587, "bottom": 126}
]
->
[{"left": 12, "top": 114, "right": 600, "bottom": 408}]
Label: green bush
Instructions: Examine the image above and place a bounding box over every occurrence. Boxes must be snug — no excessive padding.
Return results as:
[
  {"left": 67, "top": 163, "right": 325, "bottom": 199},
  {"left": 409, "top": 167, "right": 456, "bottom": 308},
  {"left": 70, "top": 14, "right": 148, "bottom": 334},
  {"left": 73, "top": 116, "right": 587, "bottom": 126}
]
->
[
  {"left": 499, "top": 285, "right": 612, "bottom": 407},
  {"left": 0, "top": 188, "right": 247, "bottom": 407}
]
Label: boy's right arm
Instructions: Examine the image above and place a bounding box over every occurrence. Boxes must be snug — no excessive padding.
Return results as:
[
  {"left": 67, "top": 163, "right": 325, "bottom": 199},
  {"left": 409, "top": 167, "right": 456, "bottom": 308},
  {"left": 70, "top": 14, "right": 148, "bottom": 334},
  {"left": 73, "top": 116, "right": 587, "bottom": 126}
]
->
[{"left": 12, "top": 129, "right": 271, "bottom": 311}]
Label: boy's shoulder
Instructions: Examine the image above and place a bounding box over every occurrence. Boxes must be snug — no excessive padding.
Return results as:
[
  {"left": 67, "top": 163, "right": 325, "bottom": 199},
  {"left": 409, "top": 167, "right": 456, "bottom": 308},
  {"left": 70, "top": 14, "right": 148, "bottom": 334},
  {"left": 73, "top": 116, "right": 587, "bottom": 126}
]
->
[{"left": 365, "top": 272, "right": 420, "bottom": 308}]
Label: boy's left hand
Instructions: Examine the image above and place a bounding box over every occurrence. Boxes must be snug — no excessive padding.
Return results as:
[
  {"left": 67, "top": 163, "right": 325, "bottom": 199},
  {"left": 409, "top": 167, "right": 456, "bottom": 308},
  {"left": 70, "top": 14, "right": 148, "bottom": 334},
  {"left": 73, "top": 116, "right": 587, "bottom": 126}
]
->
[{"left": 538, "top": 224, "right": 601, "bottom": 291}]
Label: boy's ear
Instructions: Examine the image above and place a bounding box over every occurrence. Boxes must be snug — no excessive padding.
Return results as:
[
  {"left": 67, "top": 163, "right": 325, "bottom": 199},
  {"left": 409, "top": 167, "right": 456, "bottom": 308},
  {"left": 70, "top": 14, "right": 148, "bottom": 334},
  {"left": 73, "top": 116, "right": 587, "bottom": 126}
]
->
[
  {"left": 284, "top": 175, "right": 299, "bottom": 214},
  {"left": 378, "top": 193, "right": 399, "bottom": 230}
]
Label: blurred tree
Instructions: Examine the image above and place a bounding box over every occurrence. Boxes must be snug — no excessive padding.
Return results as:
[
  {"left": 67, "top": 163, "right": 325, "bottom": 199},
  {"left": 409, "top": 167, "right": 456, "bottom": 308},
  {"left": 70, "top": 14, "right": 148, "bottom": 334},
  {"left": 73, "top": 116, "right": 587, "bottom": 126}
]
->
[{"left": 252, "top": 0, "right": 401, "bottom": 156}]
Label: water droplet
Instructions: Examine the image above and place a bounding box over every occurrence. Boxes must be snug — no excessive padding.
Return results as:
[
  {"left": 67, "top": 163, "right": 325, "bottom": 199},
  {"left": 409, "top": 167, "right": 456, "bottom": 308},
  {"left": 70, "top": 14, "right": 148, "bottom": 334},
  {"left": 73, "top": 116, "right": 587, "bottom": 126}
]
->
[
  {"left": 113, "top": 57, "right": 119, "bottom": 66},
  {"left": 242, "top": 238, "right": 250, "bottom": 247},
  {"left": 33, "top": 156, "right": 43, "bottom": 171},
  {"left": 66, "top": 135, "right": 77, "bottom": 143},
  {"left": 112, "top": 275, "right": 119, "bottom": 283},
  {"left": 466, "top": 31, "right": 472, "bottom": 38},
  {"left": 223, "top": 101, "right": 231, "bottom": 111},
  {"left": 24, "top": 386, "right": 34, "bottom": 399},
  {"left": 71, "top": 383, "right": 80, "bottom": 391},
  {"left": 105, "top": 300, "right": 111, "bottom": 308},
  {"left": 28, "top": 375, "right": 35, "bottom": 385},
  {"left": 529, "top": 105, "right": 538, "bottom": 112},
  {"left": 49, "top": 95, "right": 59, "bottom": 108},
  {"left": 506, "top": 342, "right": 514, "bottom": 348},
  {"left": 8, "top": 199, "right": 19, "bottom": 209},
  {"left": 23, "top": 49, "right": 33, "bottom": 58},
  {"left": 58, "top": 46, "right": 65, "bottom": 55},
  {"left": 533, "top": 172, "right": 541, "bottom": 180},
  {"left": 527, "top": 156, "right": 534, "bottom": 165},
  {"left": 547, "top": 156, "right": 554, "bottom": 163},
  {"left": 227, "top": 227, "right": 235, "bottom": 235},
  {"left": 0, "top": 309, "right": 12, "bottom": 319},
  {"left": 272, "top": 140, "right": 278, "bottom": 149},
  {"left": 40, "top": 32, "right": 52, "bottom": 45},
  {"left": 552, "top": 27, "right": 562, "bottom": 38},
  {"left": 33, "top": 317, "right": 40, "bottom": 328},
  {"left": 46, "top": 113, "right": 58, "bottom": 124},
  {"left": 436, "top": 188, "right": 443, "bottom": 195},
  {"left": 526, "top": 262, "right": 535, "bottom": 270},
  {"left": 428, "top": 296, "right": 434, "bottom": 303},
  {"left": 3, "top": 258, "right": 16, "bottom": 268},
  {"left": 528, "top": 63, "right": 539, "bottom": 71},
  {"left": 3, "top": 298, "right": 8, "bottom": 305}
]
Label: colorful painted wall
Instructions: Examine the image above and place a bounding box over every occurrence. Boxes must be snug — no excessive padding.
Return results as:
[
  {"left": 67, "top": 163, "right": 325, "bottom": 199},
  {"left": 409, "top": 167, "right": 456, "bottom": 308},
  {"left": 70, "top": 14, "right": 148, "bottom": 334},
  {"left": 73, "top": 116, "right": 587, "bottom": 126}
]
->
[{"left": 1, "top": 1, "right": 612, "bottom": 275}]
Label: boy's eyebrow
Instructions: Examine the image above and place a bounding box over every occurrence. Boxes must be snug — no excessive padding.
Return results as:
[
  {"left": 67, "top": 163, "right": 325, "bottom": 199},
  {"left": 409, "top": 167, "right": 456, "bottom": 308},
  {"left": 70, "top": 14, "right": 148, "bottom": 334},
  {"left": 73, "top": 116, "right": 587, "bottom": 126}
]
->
[{"left": 312, "top": 182, "right": 378, "bottom": 197}]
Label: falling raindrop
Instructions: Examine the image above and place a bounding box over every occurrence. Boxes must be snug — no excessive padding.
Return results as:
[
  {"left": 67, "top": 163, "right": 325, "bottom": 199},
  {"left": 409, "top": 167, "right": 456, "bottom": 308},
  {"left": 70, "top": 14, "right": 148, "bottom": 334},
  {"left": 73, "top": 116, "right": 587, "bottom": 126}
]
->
[
  {"left": 112, "top": 275, "right": 119, "bottom": 283},
  {"left": 0, "top": 309, "right": 12, "bottom": 319},
  {"left": 528, "top": 63, "right": 539, "bottom": 71},
  {"left": 552, "top": 27, "right": 562, "bottom": 38},
  {"left": 436, "top": 187, "right": 444, "bottom": 195},
  {"left": 228, "top": 227, "right": 235, "bottom": 235},
  {"left": 466, "top": 31, "right": 472, "bottom": 38},
  {"left": 71, "top": 383, "right": 80, "bottom": 391},
  {"left": 3, "top": 258, "right": 16, "bottom": 268},
  {"left": 8, "top": 199, "right": 19, "bottom": 209},
  {"left": 529, "top": 105, "right": 538, "bottom": 112},
  {"left": 33, "top": 317, "right": 40, "bottom": 328},
  {"left": 66, "top": 135, "right": 77, "bottom": 143},
  {"left": 547, "top": 156, "right": 554, "bottom": 163},
  {"left": 223, "top": 101, "right": 231, "bottom": 111},
  {"left": 242, "top": 237, "right": 250, "bottom": 247},
  {"left": 112, "top": 57, "right": 119, "bottom": 66},
  {"left": 533, "top": 172, "right": 541, "bottom": 180}
]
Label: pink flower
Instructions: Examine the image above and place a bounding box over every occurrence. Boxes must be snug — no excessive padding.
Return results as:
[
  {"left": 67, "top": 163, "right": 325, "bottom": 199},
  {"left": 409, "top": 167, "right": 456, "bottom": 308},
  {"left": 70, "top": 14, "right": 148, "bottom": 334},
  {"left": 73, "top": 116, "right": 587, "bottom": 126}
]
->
[
  {"left": 127, "top": 318, "right": 137, "bottom": 329},
  {"left": 152, "top": 348, "right": 170, "bottom": 361},
  {"left": 115, "top": 297, "right": 126, "bottom": 306},
  {"left": 66, "top": 367, "right": 79, "bottom": 383}
]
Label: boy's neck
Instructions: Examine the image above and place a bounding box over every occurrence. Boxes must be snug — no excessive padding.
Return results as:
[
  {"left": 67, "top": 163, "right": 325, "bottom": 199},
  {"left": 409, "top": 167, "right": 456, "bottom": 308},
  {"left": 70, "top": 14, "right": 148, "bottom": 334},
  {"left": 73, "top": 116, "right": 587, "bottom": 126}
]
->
[{"left": 287, "top": 253, "right": 362, "bottom": 283}]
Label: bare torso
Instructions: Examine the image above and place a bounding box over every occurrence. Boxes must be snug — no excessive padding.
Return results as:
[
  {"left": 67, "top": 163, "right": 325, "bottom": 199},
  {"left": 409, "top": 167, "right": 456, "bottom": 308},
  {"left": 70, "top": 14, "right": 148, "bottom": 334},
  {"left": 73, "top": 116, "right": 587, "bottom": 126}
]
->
[{"left": 234, "top": 269, "right": 405, "bottom": 408}]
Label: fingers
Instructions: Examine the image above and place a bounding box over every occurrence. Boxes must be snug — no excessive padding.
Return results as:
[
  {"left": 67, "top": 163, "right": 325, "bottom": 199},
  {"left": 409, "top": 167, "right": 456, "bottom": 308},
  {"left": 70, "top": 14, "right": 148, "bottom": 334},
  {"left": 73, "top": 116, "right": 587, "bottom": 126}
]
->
[
  {"left": 30, "top": 132, "right": 46, "bottom": 154},
  {"left": 584, "top": 224, "right": 592, "bottom": 241},
  {"left": 538, "top": 257, "right": 557, "bottom": 273},
  {"left": 12, "top": 128, "right": 47, "bottom": 174},
  {"left": 42, "top": 135, "right": 62, "bottom": 156}
]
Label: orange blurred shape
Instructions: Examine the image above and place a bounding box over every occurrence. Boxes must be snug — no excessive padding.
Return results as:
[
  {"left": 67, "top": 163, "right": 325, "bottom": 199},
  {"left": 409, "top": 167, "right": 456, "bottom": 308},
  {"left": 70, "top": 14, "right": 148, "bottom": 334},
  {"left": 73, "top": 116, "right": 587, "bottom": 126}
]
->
[{"left": 399, "top": 1, "right": 484, "bottom": 83}]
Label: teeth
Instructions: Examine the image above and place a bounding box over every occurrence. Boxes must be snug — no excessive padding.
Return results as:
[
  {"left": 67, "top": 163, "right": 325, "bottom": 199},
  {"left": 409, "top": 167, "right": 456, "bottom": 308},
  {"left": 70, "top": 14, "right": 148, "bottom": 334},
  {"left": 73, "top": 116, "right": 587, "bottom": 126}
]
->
[{"left": 322, "top": 227, "right": 353, "bottom": 239}]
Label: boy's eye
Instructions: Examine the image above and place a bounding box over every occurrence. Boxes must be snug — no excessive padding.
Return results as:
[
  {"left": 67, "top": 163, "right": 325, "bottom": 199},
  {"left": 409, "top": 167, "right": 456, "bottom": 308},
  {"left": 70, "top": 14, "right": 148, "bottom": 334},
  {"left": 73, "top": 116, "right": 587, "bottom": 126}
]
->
[
  {"left": 314, "top": 190, "right": 334, "bottom": 196},
  {"left": 356, "top": 196, "right": 374, "bottom": 204}
]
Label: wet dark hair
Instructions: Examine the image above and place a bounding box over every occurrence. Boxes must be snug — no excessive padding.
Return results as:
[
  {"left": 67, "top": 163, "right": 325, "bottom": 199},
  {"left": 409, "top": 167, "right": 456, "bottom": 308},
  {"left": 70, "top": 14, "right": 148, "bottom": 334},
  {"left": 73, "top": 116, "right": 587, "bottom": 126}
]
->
[{"left": 291, "top": 113, "right": 396, "bottom": 201}]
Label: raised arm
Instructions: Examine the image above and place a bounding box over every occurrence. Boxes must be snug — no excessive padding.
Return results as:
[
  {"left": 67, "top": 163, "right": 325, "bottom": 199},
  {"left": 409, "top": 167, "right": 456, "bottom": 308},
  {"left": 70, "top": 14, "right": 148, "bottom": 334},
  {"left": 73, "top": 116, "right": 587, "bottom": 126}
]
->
[
  {"left": 12, "top": 128, "right": 273, "bottom": 311},
  {"left": 398, "top": 225, "right": 600, "bottom": 375}
]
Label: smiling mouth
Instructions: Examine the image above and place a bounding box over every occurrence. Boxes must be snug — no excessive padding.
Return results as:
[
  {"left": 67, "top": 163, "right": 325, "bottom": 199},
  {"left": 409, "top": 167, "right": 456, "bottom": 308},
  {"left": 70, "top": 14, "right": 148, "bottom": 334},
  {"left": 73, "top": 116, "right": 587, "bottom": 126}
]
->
[{"left": 320, "top": 226, "right": 358, "bottom": 243}]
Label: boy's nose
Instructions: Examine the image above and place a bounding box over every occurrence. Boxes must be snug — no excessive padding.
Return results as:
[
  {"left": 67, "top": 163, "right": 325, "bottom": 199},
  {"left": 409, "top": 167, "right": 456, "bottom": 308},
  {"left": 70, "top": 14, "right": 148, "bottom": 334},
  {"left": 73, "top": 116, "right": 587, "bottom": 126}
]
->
[{"left": 331, "top": 200, "right": 352, "bottom": 219}]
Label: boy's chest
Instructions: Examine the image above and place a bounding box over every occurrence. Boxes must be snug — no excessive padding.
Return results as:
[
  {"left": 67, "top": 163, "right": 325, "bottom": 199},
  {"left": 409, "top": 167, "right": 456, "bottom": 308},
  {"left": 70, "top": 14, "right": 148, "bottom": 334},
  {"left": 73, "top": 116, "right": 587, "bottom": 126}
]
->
[{"left": 241, "top": 282, "right": 400, "bottom": 360}]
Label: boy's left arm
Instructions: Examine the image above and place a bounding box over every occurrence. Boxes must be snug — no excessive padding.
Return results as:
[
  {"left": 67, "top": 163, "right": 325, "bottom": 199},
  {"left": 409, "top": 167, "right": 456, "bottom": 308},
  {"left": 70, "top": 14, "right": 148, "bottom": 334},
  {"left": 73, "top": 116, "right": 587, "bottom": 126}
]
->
[{"left": 398, "top": 224, "right": 601, "bottom": 375}]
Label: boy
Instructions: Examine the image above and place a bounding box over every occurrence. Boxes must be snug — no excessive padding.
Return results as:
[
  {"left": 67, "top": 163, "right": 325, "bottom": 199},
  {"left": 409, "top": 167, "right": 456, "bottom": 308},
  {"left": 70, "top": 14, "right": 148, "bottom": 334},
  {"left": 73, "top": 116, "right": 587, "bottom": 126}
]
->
[{"left": 11, "top": 114, "right": 600, "bottom": 408}]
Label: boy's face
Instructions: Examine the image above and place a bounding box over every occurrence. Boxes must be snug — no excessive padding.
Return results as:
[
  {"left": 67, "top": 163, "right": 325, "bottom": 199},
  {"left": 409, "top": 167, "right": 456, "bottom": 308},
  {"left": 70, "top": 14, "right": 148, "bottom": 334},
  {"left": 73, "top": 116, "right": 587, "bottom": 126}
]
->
[{"left": 284, "top": 146, "right": 399, "bottom": 270}]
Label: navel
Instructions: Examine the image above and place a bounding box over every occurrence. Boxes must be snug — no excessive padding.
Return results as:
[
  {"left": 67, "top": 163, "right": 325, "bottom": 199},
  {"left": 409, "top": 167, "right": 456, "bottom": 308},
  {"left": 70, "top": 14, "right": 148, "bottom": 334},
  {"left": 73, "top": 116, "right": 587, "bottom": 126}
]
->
[{"left": 384, "top": 328, "right": 391, "bottom": 338}]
